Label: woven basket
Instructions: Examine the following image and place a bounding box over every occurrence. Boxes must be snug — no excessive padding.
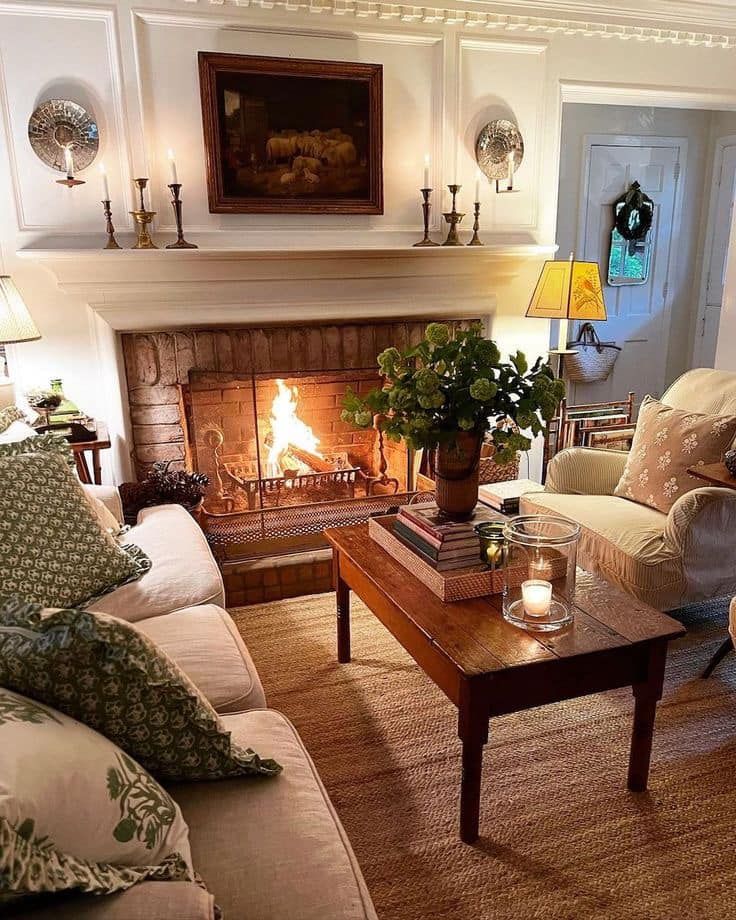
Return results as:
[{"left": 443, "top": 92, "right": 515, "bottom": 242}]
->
[
  {"left": 565, "top": 322, "right": 620, "bottom": 384},
  {"left": 478, "top": 422, "right": 520, "bottom": 485},
  {"left": 479, "top": 452, "right": 520, "bottom": 485}
]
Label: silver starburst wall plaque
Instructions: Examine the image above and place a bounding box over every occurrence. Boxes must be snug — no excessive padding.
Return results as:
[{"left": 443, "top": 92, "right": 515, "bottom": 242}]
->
[
  {"left": 475, "top": 119, "right": 524, "bottom": 182},
  {"left": 28, "top": 99, "right": 99, "bottom": 173}
]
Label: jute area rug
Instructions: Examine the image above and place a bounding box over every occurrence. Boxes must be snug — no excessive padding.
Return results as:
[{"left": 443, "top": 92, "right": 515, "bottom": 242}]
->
[{"left": 230, "top": 594, "right": 736, "bottom": 920}]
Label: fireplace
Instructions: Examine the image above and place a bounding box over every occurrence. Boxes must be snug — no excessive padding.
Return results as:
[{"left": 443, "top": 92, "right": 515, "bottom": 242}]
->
[
  {"left": 183, "top": 366, "right": 415, "bottom": 560},
  {"left": 121, "top": 317, "right": 475, "bottom": 602}
]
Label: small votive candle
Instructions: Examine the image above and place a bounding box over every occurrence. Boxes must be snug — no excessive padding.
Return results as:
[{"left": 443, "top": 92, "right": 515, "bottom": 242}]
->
[{"left": 521, "top": 579, "right": 552, "bottom": 617}]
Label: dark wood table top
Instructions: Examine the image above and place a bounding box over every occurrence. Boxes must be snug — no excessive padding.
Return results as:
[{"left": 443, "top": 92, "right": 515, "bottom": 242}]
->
[
  {"left": 687, "top": 461, "right": 736, "bottom": 490},
  {"left": 325, "top": 523, "right": 685, "bottom": 680}
]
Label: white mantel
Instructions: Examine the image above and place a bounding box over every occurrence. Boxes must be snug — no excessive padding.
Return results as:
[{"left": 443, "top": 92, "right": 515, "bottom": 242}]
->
[
  {"left": 19, "top": 241, "right": 556, "bottom": 330},
  {"left": 19, "top": 239, "right": 556, "bottom": 483}
]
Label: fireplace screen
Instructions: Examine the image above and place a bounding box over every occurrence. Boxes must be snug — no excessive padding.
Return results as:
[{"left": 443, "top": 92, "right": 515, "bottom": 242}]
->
[{"left": 185, "top": 369, "right": 415, "bottom": 559}]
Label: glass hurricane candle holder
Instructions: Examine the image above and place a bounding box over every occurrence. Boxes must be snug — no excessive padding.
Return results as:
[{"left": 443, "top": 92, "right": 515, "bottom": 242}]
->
[{"left": 502, "top": 515, "right": 581, "bottom": 632}]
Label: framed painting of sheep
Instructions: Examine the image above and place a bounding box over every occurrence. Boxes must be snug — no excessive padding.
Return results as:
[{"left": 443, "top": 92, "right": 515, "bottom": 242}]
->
[{"left": 198, "top": 52, "right": 383, "bottom": 214}]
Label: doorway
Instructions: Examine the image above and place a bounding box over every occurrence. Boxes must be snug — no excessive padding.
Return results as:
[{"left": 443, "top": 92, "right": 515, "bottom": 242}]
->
[{"left": 555, "top": 103, "right": 736, "bottom": 408}]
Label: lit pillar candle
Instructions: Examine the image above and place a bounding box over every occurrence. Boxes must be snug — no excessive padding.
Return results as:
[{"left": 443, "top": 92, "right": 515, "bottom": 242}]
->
[
  {"left": 423, "top": 153, "right": 430, "bottom": 189},
  {"left": 99, "top": 163, "right": 110, "bottom": 200},
  {"left": 521, "top": 579, "right": 552, "bottom": 617},
  {"left": 64, "top": 145, "right": 74, "bottom": 178},
  {"left": 167, "top": 149, "right": 178, "bottom": 185}
]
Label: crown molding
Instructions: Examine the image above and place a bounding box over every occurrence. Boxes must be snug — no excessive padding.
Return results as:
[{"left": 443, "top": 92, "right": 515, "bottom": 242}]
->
[{"left": 178, "top": 0, "right": 736, "bottom": 47}]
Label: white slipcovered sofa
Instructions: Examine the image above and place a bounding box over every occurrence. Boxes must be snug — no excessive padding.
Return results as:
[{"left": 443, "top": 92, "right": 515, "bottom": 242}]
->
[
  {"left": 520, "top": 369, "right": 736, "bottom": 611},
  {"left": 12, "top": 490, "right": 377, "bottom": 920}
]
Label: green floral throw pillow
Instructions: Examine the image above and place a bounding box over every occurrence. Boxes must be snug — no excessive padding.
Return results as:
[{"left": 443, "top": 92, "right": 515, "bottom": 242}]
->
[
  {"left": 0, "top": 430, "right": 72, "bottom": 463},
  {"left": 0, "top": 687, "right": 193, "bottom": 901},
  {"left": 0, "top": 596, "right": 282, "bottom": 782},
  {"left": 0, "top": 451, "right": 150, "bottom": 608},
  {"left": 0, "top": 405, "right": 26, "bottom": 434}
]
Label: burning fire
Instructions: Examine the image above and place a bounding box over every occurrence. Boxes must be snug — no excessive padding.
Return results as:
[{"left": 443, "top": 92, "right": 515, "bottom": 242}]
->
[{"left": 266, "top": 379, "right": 322, "bottom": 477}]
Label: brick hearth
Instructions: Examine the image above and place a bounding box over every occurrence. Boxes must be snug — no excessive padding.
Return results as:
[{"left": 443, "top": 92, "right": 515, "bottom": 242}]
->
[
  {"left": 120, "top": 318, "right": 472, "bottom": 477},
  {"left": 120, "top": 317, "right": 474, "bottom": 605}
]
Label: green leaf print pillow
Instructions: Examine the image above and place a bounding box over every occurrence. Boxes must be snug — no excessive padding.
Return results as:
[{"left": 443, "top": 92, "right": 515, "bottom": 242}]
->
[
  {"left": 0, "top": 596, "right": 282, "bottom": 782},
  {"left": 0, "top": 688, "right": 193, "bottom": 901},
  {"left": 0, "top": 450, "right": 150, "bottom": 608}
]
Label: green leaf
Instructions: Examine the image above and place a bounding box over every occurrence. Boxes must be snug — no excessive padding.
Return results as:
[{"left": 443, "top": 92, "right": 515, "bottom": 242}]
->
[{"left": 113, "top": 817, "right": 137, "bottom": 843}]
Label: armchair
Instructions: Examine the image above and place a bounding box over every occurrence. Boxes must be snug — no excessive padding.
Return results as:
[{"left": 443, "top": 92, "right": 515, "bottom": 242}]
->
[{"left": 520, "top": 369, "right": 736, "bottom": 611}]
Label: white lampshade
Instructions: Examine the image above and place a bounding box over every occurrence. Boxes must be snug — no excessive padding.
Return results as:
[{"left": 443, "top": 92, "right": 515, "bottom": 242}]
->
[{"left": 0, "top": 276, "right": 41, "bottom": 345}]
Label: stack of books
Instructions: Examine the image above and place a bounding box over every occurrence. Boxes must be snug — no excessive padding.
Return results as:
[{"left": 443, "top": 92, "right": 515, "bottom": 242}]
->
[
  {"left": 477, "top": 478, "right": 540, "bottom": 515},
  {"left": 394, "top": 504, "right": 490, "bottom": 571}
]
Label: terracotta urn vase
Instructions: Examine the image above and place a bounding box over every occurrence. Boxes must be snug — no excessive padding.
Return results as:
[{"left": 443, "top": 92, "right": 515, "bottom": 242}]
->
[{"left": 432, "top": 431, "right": 483, "bottom": 520}]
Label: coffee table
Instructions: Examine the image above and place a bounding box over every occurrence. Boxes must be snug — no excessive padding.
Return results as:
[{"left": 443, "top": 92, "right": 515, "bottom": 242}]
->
[{"left": 325, "top": 523, "right": 685, "bottom": 844}]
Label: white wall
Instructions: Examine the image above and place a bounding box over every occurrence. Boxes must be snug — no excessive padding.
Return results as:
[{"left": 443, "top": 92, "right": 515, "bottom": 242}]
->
[{"left": 1, "top": 0, "right": 736, "bottom": 481}]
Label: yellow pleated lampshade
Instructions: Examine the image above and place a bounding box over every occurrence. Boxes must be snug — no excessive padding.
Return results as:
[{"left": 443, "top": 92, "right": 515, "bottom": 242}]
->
[
  {"left": 526, "top": 258, "right": 607, "bottom": 322},
  {"left": 0, "top": 276, "right": 41, "bottom": 344}
]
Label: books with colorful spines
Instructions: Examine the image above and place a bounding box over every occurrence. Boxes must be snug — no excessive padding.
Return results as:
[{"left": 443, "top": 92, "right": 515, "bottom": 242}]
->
[
  {"left": 394, "top": 519, "right": 480, "bottom": 563},
  {"left": 477, "top": 479, "right": 540, "bottom": 512},
  {"left": 391, "top": 525, "right": 481, "bottom": 571},
  {"left": 395, "top": 513, "right": 479, "bottom": 551},
  {"left": 398, "top": 502, "right": 501, "bottom": 541}
]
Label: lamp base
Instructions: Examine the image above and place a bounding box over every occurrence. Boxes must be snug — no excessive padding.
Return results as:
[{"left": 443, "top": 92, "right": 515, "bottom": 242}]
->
[{"left": 0, "top": 374, "right": 16, "bottom": 410}]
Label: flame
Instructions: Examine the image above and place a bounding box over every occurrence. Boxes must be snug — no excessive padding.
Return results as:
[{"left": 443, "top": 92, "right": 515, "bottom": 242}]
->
[{"left": 266, "top": 379, "right": 322, "bottom": 477}]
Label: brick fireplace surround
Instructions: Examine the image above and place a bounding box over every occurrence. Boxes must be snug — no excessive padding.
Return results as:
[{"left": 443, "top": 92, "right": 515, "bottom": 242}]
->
[{"left": 121, "top": 317, "right": 472, "bottom": 604}]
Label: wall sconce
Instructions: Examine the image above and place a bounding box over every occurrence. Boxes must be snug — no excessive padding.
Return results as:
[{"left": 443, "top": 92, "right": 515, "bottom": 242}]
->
[
  {"left": 28, "top": 99, "right": 98, "bottom": 188},
  {"left": 475, "top": 119, "right": 523, "bottom": 194}
]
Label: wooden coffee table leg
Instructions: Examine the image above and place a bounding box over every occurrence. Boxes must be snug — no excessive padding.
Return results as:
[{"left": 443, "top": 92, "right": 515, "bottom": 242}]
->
[
  {"left": 628, "top": 640, "right": 668, "bottom": 792},
  {"left": 336, "top": 572, "right": 351, "bottom": 664},
  {"left": 458, "top": 683, "right": 488, "bottom": 843}
]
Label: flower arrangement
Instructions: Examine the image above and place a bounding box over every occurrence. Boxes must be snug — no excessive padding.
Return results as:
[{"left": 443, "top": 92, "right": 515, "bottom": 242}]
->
[{"left": 342, "top": 322, "right": 565, "bottom": 463}]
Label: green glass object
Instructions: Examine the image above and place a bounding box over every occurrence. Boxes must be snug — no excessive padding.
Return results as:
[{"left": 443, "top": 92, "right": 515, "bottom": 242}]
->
[
  {"left": 475, "top": 521, "right": 507, "bottom": 569},
  {"left": 49, "top": 378, "right": 80, "bottom": 420}
]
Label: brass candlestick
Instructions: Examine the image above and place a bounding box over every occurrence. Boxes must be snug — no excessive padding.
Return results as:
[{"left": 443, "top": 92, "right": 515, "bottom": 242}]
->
[
  {"left": 129, "top": 178, "right": 157, "bottom": 250},
  {"left": 101, "top": 200, "right": 121, "bottom": 250},
  {"left": 412, "top": 188, "right": 439, "bottom": 247},
  {"left": 467, "top": 201, "right": 484, "bottom": 246},
  {"left": 442, "top": 184, "right": 465, "bottom": 246},
  {"left": 166, "top": 183, "right": 197, "bottom": 249}
]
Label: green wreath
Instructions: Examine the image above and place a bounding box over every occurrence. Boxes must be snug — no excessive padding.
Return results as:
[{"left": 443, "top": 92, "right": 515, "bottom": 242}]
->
[{"left": 613, "top": 181, "right": 654, "bottom": 244}]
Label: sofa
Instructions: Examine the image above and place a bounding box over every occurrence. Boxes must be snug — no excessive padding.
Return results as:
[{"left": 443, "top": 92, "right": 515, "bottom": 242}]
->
[
  {"left": 15, "top": 489, "right": 377, "bottom": 920},
  {"left": 521, "top": 368, "right": 736, "bottom": 611}
]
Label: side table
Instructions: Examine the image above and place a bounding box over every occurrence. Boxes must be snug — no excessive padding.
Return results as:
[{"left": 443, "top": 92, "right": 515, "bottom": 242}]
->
[
  {"left": 71, "top": 423, "right": 111, "bottom": 485},
  {"left": 687, "top": 461, "right": 736, "bottom": 490}
]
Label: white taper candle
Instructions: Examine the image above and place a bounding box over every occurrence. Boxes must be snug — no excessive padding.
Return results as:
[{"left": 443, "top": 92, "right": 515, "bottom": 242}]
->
[
  {"left": 168, "top": 149, "right": 178, "bottom": 185},
  {"left": 99, "top": 163, "right": 110, "bottom": 200}
]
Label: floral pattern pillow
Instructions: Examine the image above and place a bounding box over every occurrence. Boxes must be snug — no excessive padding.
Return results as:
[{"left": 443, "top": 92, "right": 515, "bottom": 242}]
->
[
  {"left": 614, "top": 395, "right": 736, "bottom": 513},
  {"left": 0, "top": 687, "right": 193, "bottom": 901},
  {"left": 0, "top": 450, "right": 150, "bottom": 608},
  {"left": 0, "top": 596, "right": 282, "bottom": 782}
]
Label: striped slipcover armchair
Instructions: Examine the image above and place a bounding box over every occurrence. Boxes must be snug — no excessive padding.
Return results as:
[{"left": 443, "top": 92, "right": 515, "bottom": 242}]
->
[{"left": 520, "top": 369, "right": 736, "bottom": 612}]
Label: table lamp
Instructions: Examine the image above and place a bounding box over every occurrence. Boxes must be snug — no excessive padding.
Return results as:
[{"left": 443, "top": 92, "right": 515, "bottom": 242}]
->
[
  {"left": 0, "top": 276, "right": 41, "bottom": 409},
  {"left": 526, "top": 252, "right": 607, "bottom": 354}
]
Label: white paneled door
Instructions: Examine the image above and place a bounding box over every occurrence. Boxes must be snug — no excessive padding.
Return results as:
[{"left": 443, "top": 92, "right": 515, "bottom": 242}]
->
[{"left": 571, "top": 137, "right": 682, "bottom": 406}]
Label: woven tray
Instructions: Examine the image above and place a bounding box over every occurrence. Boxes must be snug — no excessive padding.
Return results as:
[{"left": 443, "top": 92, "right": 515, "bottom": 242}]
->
[{"left": 368, "top": 515, "right": 565, "bottom": 603}]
